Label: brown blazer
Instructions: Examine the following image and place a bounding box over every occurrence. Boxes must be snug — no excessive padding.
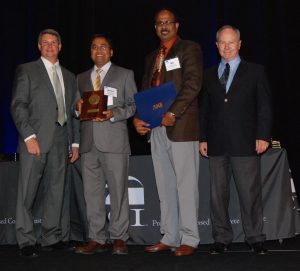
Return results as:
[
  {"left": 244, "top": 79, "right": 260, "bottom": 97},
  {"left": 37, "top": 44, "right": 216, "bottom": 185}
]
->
[{"left": 142, "top": 37, "right": 203, "bottom": 142}]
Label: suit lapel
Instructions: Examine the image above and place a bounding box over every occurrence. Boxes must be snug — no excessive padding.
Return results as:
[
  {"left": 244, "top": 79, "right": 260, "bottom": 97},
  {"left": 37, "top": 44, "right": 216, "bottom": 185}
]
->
[
  {"left": 227, "top": 60, "right": 247, "bottom": 94},
  {"left": 80, "top": 69, "right": 93, "bottom": 93},
  {"left": 37, "top": 59, "right": 57, "bottom": 102},
  {"left": 160, "top": 38, "right": 181, "bottom": 83},
  {"left": 61, "top": 66, "right": 70, "bottom": 107},
  {"left": 102, "top": 64, "right": 115, "bottom": 87}
]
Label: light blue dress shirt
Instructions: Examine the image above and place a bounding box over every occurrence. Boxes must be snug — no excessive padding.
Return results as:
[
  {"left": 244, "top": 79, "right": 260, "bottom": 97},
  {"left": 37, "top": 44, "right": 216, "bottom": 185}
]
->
[{"left": 218, "top": 56, "right": 241, "bottom": 93}]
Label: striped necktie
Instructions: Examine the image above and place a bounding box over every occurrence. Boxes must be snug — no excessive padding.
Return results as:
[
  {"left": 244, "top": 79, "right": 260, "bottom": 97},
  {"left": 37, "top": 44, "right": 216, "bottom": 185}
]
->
[{"left": 93, "top": 68, "right": 102, "bottom": 90}]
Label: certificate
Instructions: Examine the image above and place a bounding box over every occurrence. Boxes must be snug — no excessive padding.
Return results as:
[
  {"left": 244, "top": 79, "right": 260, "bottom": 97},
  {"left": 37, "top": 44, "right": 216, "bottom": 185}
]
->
[{"left": 134, "top": 82, "right": 177, "bottom": 128}]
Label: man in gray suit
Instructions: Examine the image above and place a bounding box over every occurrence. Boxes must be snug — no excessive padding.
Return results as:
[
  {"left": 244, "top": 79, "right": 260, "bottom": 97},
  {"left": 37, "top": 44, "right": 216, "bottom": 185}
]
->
[
  {"left": 11, "top": 29, "right": 80, "bottom": 258},
  {"left": 75, "top": 34, "right": 137, "bottom": 255}
]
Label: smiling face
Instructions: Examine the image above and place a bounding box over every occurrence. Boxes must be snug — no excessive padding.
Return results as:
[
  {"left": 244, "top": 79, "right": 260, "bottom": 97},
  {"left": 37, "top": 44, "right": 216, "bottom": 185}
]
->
[
  {"left": 154, "top": 10, "right": 179, "bottom": 42},
  {"left": 90, "top": 37, "right": 113, "bottom": 68},
  {"left": 216, "top": 28, "right": 241, "bottom": 62},
  {"left": 38, "top": 33, "right": 62, "bottom": 64}
]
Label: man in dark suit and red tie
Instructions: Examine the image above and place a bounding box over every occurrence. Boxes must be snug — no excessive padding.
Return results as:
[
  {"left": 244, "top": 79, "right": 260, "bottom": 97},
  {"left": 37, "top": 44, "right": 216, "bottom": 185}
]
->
[
  {"left": 199, "top": 25, "right": 272, "bottom": 254},
  {"left": 134, "top": 8, "right": 203, "bottom": 256},
  {"left": 11, "top": 29, "right": 80, "bottom": 258}
]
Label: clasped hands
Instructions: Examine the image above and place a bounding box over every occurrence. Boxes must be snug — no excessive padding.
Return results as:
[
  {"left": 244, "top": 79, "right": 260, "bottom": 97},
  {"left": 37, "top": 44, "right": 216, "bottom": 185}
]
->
[{"left": 76, "top": 99, "right": 113, "bottom": 122}]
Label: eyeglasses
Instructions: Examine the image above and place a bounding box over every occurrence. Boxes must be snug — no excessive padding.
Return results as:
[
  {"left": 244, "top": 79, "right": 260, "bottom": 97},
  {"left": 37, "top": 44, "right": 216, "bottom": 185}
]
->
[
  {"left": 155, "top": 21, "right": 176, "bottom": 27},
  {"left": 91, "top": 44, "right": 110, "bottom": 51},
  {"left": 40, "top": 40, "right": 59, "bottom": 47}
]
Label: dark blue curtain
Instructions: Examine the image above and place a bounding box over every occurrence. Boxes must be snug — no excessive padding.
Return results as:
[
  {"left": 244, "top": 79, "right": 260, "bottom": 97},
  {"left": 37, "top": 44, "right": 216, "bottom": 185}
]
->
[{"left": 1, "top": 0, "right": 299, "bottom": 193}]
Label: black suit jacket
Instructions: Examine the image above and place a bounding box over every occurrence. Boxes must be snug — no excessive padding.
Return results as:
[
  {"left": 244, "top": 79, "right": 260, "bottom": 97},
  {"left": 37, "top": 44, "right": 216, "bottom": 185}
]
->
[
  {"left": 199, "top": 59, "right": 272, "bottom": 156},
  {"left": 142, "top": 37, "right": 203, "bottom": 142}
]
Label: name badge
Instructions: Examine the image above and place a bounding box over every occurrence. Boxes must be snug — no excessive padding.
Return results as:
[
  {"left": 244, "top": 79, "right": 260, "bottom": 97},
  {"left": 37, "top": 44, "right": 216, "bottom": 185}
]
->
[
  {"left": 104, "top": 86, "right": 117, "bottom": 97},
  {"left": 164, "top": 57, "right": 181, "bottom": 71},
  {"left": 104, "top": 86, "right": 117, "bottom": 106}
]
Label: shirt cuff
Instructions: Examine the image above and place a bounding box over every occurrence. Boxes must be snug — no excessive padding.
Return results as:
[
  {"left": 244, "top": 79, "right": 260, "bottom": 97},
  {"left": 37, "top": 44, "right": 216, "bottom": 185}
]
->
[{"left": 24, "top": 134, "right": 36, "bottom": 142}]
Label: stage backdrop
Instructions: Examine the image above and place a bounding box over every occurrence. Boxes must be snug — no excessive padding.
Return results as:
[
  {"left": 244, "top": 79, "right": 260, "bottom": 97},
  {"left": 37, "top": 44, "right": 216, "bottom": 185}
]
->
[
  {"left": 1, "top": 0, "right": 300, "bottom": 198},
  {"left": 0, "top": 148, "right": 299, "bottom": 245}
]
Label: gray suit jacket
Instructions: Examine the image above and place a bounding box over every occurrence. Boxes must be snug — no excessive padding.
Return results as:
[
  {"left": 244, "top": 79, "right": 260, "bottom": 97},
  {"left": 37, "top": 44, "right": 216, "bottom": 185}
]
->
[
  {"left": 11, "top": 58, "right": 80, "bottom": 153},
  {"left": 77, "top": 64, "right": 137, "bottom": 154}
]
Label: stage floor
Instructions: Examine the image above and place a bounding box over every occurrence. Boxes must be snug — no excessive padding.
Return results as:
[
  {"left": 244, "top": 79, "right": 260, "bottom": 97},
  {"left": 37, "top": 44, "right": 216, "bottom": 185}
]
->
[{"left": 1, "top": 236, "right": 300, "bottom": 271}]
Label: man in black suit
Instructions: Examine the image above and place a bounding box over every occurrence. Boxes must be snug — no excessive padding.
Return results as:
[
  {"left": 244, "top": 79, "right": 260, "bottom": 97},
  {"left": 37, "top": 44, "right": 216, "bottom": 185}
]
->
[
  {"left": 11, "top": 29, "right": 80, "bottom": 257},
  {"left": 199, "top": 25, "right": 272, "bottom": 254}
]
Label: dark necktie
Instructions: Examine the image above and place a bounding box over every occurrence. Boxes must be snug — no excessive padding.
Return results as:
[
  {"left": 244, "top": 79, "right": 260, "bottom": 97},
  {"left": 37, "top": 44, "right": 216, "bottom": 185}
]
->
[
  {"left": 219, "top": 63, "right": 230, "bottom": 91},
  {"left": 151, "top": 45, "right": 166, "bottom": 87}
]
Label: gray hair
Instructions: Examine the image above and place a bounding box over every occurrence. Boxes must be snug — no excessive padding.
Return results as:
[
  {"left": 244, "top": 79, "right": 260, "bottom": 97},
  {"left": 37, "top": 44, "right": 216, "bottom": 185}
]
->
[
  {"left": 38, "top": 29, "right": 61, "bottom": 44},
  {"left": 216, "top": 25, "right": 240, "bottom": 41}
]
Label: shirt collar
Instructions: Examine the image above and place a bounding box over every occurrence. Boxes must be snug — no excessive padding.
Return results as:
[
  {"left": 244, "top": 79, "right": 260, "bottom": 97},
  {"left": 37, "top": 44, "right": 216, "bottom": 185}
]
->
[
  {"left": 221, "top": 55, "right": 241, "bottom": 67},
  {"left": 41, "top": 56, "right": 59, "bottom": 70},
  {"left": 161, "top": 36, "right": 177, "bottom": 51},
  {"left": 93, "top": 61, "right": 112, "bottom": 74}
]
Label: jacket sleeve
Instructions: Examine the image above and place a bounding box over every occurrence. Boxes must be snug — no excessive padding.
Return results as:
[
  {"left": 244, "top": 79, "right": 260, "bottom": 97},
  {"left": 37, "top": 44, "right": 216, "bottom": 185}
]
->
[{"left": 10, "top": 64, "right": 36, "bottom": 140}]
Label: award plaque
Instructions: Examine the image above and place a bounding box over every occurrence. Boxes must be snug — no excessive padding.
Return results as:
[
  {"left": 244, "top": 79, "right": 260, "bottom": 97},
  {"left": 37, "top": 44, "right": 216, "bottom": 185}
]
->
[{"left": 80, "top": 90, "right": 108, "bottom": 121}]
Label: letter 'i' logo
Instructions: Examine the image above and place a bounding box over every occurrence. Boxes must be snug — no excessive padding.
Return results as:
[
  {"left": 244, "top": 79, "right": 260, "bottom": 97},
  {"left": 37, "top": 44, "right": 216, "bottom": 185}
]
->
[{"left": 105, "top": 176, "right": 147, "bottom": 226}]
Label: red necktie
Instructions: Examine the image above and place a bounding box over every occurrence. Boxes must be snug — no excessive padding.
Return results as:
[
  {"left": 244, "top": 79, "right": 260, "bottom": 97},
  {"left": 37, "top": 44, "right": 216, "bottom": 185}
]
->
[{"left": 151, "top": 45, "right": 166, "bottom": 87}]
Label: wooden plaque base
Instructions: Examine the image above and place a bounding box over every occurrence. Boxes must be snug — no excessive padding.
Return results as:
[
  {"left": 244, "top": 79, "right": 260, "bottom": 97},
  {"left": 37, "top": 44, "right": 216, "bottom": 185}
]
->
[{"left": 80, "top": 90, "right": 107, "bottom": 121}]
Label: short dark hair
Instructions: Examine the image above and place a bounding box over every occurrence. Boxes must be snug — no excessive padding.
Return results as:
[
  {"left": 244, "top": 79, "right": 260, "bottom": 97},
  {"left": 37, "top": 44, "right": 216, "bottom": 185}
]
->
[
  {"left": 38, "top": 29, "right": 61, "bottom": 44},
  {"left": 154, "top": 8, "right": 179, "bottom": 23},
  {"left": 90, "top": 34, "right": 113, "bottom": 49}
]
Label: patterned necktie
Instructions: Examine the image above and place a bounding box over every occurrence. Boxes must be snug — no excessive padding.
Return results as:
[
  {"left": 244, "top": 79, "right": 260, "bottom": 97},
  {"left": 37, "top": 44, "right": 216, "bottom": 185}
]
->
[
  {"left": 52, "top": 65, "right": 66, "bottom": 126},
  {"left": 151, "top": 45, "right": 166, "bottom": 87},
  {"left": 93, "top": 68, "right": 102, "bottom": 91},
  {"left": 219, "top": 63, "right": 230, "bottom": 92}
]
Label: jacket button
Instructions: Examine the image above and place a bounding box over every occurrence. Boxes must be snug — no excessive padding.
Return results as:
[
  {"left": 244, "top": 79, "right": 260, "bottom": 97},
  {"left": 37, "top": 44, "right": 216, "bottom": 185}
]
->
[{"left": 224, "top": 98, "right": 228, "bottom": 103}]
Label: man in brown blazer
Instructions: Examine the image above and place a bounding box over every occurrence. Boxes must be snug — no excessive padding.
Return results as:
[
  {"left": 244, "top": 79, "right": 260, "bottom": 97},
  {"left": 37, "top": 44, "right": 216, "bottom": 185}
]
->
[{"left": 134, "top": 8, "right": 203, "bottom": 256}]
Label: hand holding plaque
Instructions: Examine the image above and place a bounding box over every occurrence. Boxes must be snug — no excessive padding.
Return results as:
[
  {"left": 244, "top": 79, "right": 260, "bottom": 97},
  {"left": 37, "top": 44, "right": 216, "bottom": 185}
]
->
[{"left": 80, "top": 90, "right": 108, "bottom": 121}]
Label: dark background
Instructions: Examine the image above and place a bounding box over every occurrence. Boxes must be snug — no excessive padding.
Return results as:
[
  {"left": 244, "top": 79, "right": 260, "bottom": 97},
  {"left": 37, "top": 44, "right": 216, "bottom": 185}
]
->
[{"left": 1, "top": 0, "right": 299, "bottom": 194}]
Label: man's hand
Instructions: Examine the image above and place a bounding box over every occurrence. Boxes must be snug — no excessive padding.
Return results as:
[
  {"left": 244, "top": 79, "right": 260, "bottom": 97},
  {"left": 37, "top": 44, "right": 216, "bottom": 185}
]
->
[
  {"left": 161, "top": 112, "right": 176, "bottom": 127},
  {"left": 69, "top": 147, "right": 79, "bottom": 163},
  {"left": 25, "top": 138, "right": 41, "bottom": 156},
  {"left": 133, "top": 117, "right": 151, "bottom": 135},
  {"left": 93, "top": 110, "right": 113, "bottom": 122},
  {"left": 256, "top": 139, "right": 269, "bottom": 154},
  {"left": 199, "top": 142, "right": 208, "bottom": 157},
  {"left": 76, "top": 99, "right": 84, "bottom": 114}
]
